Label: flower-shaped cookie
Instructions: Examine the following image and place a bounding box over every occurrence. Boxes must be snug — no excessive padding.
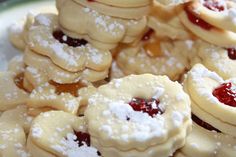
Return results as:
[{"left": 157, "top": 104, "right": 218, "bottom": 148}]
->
[
  {"left": 28, "top": 111, "right": 101, "bottom": 157},
  {"left": 85, "top": 74, "right": 191, "bottom": 157},
  {"left": 27, "top": 13, "right": 112, "bottom": 72},
  {"left": 57, "top": 0, "right": 147, "bottom": 50},
  {"left": 184, "top": 64, "right": 236, "bottom": 137},
  {"left": 179, "top": 0, "right": 236, "bottom": 47},
  {"left": 116, "top": 33, "right": 190, "bottom": 80},
  {"left": 0, "top": 72, "right": 28, "bottom": 111},
  {"left": 24, "top": 48, "right": 109, "bottom": 87},
  {"left": 0, "top": 105, "right": 33, "bottom": 157}
]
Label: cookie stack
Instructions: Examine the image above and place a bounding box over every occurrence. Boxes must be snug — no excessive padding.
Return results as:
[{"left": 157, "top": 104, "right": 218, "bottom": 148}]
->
[
  {"left": 1, "top": 0, "right": 236, "bottom": 157},
  {"left": 56, "top": 0, "right": 150, "bottom": 50}
]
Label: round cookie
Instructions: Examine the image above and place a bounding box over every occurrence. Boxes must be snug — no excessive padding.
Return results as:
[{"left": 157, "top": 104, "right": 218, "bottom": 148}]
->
[
  {"left": 178, "top": 0, "right": 236, "bottom": 47},
  {"left": 28, "top": 111, "right": 101, "bottom": 157},
  {"left": 175, "top": 123, "right": 236, "bottom": 157},
  {"left": 184, "top": 64, "right": 236, "bottom": 137},
  {"left": 27, "top": 13, "right": 112, "bottom": 72},
  {"left": 116, "top": 34, "right": 190, "bottom": 81},
  {"left": 155, "top": 0, "right": 190, "bottom": 5},
  {"left": 85, "top": 74, "right": 192, "bottom": 157},
  {"left": 195, "top": 40, "right": 236, "bottom": 79}
]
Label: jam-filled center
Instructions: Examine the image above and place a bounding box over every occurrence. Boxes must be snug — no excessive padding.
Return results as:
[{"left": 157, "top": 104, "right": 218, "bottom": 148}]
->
[
  {"left": 185, "top": 5, "right": 214, "bottom": 30},
  {"left": 192, "top": 114, "right": 221, "bottom": 132},
  {"left": 49, "top": 81, "right": 87, "bottom": 97},
  {"left": 73, "top": 131, "right": 101, "bottom": 156},
  {"left": 203, "top": 0, "right": 225, "bottom": 11},
  {"left": 227, "top": 48, "right": 236, "bottom": 60},
  {"left": 213, "top": 82, "right": 236, "bottom": 107},
  {"left": 128, "top": 97, "right": 163, "bottom": 117},
  {"left": 53, "top": 30, "right": 88, "bottom": 47}
]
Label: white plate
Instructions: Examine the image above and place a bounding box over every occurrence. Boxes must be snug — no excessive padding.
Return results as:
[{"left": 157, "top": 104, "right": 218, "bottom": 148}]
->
[{"left": 0, "top": 0, "right": 55, "bottom": 71}]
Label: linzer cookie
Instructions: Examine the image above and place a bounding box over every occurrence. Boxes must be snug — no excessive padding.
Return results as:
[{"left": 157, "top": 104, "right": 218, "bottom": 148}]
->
[
  {"left": 193, "top": 40, "right": 236, "bottom": 79},
  {"left": 179, "top": 0, "right": 236, "bottom": 47},
  {"left": 56, "top": 0, "right": 149, "bottom": 50},
  {"left": 0, "top": 105, "right": 33, "bottom": 157},
  {"left": 148, "top": 1, "right": 193, "bottom": 40},
  {"left": 85, "top": 74, "right": 192, "bottom": 157},
  {"left": 27, "top": 13, "right": 112, "bottom": 73},
  {"left": 27, "top": 111, "right": 101, "bottom": 157},
  {"left": 0, "top": 72, "right": 29, "bottom": 111},
  {"left": 184, "top": 64, "right": 236, "bottom": 137},
  {"left": 116, "top": 31, "right": 190, "bottom": 81}
]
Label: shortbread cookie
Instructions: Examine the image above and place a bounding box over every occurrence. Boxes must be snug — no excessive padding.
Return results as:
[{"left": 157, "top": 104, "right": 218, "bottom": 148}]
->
[
  {"left": 27, "top": 13, "right": 112, "bottom": 72},
  {"left": 57, "top": 0, "right": 147, "bottom": 50},
  {"left": 28, "top": 111, "right": 101, "bottom": 157},
  {"left": 72, "top": 0, "right": 150, "bottom": 19},
  {"left": 27, "top": 81, "right": 89, "bottom": 114},
  {"left": 194, "top": 40, "right": 236, "bottom": 79},
  {"left": 156, "top": 0, "right": 190, "bottom": 5},
  {"left": 0, "top": 105, "right": 33, "bottom": 157},
  {"left": 179, "top": 0, "right": 236, "bottom": 47},
  {"left": 109, "top": 61, "right": 125, "bottom": 80},
  {"left": 85, "top": 74, "right": 191, "bottom": 157},
  {"left": 148, "top": 1, "right": 193, "bottom": 40},
  {"left": 175, "top": 122, "right": 236, "bottom": 157},
  {"left": 24, "top": 48, "right": 109, "bottom": 87},
  {"left": 0, "top": 72, "right": 29, "bottom": 111},
  {"left": 8, "top": 55, "right": 25, "bottom": 76},
  {"left": 116, "top": 34, "right": 190, "bottom": 80},
  {"left": 184, "top": 64, "right": 236, "bottom": 137}
]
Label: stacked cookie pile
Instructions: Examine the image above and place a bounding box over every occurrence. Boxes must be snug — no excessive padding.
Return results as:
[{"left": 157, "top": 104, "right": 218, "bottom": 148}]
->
[{"left": 1, "top": 0, "right": 236, "bottom": 157}]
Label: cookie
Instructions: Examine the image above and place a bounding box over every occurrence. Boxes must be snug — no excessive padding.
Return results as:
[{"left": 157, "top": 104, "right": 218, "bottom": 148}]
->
[
  {"left": 179, "top": 0, "right": 236, "bottom": 47},
  {"left": 175, "top": 122, "right": 236, "bottom": 157},
  {"left": 57, "top": 0, "right": 147, "bottom": 50},
  {"left": 148, "top": 1, "right": 193, "bottom": 40},
  {"left": 27, "top": 13, "right": 112, "bottom": 72},
  {"left": 0, "top": 105, "right": 33, "bottom": 157},
  {"left": 59, "top": 0, "right": 150, "bottom": 19},
  {"left": 85, "top": 74, "right": 191, "bottom": 157},
  {"left": 155, "top": 0, "right": 190, "bottom": 5},
  {"left": 24, "top": 48, "right": 109, "bottom": 87},
  {"left": 0, "top": 72, "right": 29, "bottom": 111},
  {"left": 109, "top": 61, "right": 125, "bottom": 80},
  {"left": 116, "top": 33, "right": 190, "bottom": 80},
  {"left": 27, "top": 111, "right": 101, "bottom": 157},
  {"left": 184, "top": 64, "right": 236, "bottom": 137},
  {"left": 27, "top": 81, "right": 90, "bottom": 114},
  {"left": 193, "top": 40, "right": 236, "bottom": 79}
]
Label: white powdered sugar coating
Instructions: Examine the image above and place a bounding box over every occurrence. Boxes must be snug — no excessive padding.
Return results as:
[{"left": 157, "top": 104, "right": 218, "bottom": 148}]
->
[
  {"left": 51, "top": 133, "right": 99, "bottom": 157},
  {"left": 35, "top": 14, "right": 52, "bottom": 26},
  {"left": 228, "top": 8, "right": 236, "bottom": 24},
  {"left": 31, "top": 126, "right": 43, "bottom": 138},
  {"left": 190, "top": 65, "right": 223, "bottom": 103},
  {"left": 172, "top": 111, "right": 184, "bottom": 127},
  {"left": 82, "top": 7, "right": 124, "bottom": 36},
  {"left": 100, "top": 100, "right": 166, "bottom": 142}
]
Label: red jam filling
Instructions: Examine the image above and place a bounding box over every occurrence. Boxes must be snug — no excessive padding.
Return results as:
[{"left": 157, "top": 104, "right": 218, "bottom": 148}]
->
[
  {"left": 227, "top": 48, "right": 236, "bottom": 60},
  {"left": 185, "top": 5, "right": 214, "bottom": 30},
  {"left": 128, "top": 98, "right": 163, "bottom": 117},
  {"left": 203, "top": 0, "right": 225, "bottom": 12},
  {"left": 192, "top": 114, "right": 221, "bottom": 132},
  {"left": 213, "top": 82, "right": 236, "bottom": 107},
  {"left": 53, "top": 30, "right": 88, "bottom": 47},
  {"left": 142, "top": 29, "right": 154, "bottom": 41},
  {"left": 74, "top": 131, "right": 101, "bottom": 156}
]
